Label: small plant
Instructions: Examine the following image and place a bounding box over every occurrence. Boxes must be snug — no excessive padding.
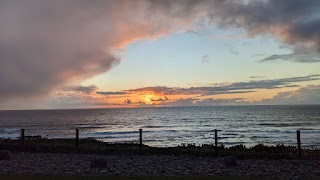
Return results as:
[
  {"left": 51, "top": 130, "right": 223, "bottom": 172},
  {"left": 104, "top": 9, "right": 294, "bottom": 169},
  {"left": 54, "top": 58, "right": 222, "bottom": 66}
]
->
[
  {"left": 201, "top": 143, "right": 214, "bottom": 147},
  {"left": 229, "top": 144, "right": 246, "bottom": 151},
  {"left": 187, "top": 143, "right": 196, "bottom": 147}
]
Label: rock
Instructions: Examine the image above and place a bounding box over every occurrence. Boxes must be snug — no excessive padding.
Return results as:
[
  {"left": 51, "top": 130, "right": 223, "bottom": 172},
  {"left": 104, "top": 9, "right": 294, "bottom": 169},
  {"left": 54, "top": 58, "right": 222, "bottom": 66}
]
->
[
  {"left": 0, "top": 150, "right": 11, "bottom": 160},
  {"left": 222, "top": 156, "right": 238, "bottom": 167},
  {"left": 90, "top": 158, "right": 108, "bottom": 169},
  {"left": 100, "top": 170, "right": 107, "bottom": 173}
]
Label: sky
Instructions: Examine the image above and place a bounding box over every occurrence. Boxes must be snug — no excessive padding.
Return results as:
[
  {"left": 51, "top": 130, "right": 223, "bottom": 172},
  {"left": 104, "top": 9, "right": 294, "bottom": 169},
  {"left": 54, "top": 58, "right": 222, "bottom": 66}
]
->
[{"left": 0, "top": 0, "right": 320, "bottom": 110}]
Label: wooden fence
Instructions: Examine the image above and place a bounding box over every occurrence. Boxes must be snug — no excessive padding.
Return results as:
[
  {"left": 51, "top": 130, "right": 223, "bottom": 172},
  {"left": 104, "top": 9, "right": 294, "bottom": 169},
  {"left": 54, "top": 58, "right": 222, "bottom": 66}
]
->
[{"left": 18, "top": 128, "right": 303, "bottom": 157}]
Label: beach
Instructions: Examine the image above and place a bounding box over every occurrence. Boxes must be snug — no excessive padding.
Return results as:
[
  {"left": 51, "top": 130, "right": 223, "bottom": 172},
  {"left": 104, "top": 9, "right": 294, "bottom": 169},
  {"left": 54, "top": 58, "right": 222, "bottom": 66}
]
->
[{"left": 0, "top": 152, "right": 319, "bottom": 178}]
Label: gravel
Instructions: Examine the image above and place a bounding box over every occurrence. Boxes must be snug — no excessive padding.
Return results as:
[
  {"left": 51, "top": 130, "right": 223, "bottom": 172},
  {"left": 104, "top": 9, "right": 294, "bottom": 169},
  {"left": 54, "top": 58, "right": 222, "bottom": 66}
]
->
[{"left": 0, "top": 152, "right": 319, "bottom": 178}]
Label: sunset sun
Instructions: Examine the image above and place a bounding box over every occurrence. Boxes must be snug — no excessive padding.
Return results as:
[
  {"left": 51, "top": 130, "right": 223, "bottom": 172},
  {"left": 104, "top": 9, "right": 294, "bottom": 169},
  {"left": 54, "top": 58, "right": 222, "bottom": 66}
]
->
[{"left": 144, "top": 94, "right": 154, "bottom": 104}]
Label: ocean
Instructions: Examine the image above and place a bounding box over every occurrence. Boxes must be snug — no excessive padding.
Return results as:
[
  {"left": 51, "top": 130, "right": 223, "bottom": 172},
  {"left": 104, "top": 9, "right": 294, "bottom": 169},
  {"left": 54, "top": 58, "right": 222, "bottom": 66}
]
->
[{"left": 0, "top": 105, "right": 319, "bottom": 148}]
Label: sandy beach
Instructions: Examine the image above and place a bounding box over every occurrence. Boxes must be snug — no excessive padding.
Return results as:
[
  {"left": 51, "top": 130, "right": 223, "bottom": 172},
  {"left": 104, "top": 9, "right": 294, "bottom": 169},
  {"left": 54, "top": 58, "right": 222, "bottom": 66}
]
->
[{"left": 0, "top": 152, "right": 319, "bottom": 178}]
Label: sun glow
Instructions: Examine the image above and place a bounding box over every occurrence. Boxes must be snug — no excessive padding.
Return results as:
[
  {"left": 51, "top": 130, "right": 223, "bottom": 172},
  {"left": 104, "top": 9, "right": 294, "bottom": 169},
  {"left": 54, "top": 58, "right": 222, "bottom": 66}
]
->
[{"left": 144, "top": 94, "right": 154, "bottom": 104}]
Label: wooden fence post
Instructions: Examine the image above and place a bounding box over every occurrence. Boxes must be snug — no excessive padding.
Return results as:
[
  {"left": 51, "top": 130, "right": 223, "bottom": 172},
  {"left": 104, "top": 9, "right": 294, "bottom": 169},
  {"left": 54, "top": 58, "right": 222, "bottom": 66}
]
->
[
  {"left": 214, "top": 129, "right": 218, "bottom": 156},
  {"left": 76, "top": 128, "right": 79, "bottom": 149},
  {"left": 20, "top": 129, "right": 25, "bottom": 146},
  {"left": 139, "top": 128, "right": 142, "bottom": 153},
  {"left": 20, "top": 129, "right": 25, "bottom": 145},
  {"left": 297, "top": 130, "right": 301, "bottom": 158}
]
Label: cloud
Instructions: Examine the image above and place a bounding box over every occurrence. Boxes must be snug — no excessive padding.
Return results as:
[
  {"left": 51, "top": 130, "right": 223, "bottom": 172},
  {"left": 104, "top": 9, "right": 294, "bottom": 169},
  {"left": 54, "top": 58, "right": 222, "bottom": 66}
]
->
[
  {"left": 151, "top": 96, "right": 169, "bottom": 102},
  {"left": 0, "top": 1, "right": 125, "bottom": 101},
  {"left": 0, "top": 0, "right": 205, "bottom": 102},
  {"left": 194, "top": 98, "right": 246, "bottom": 106},
  {"left": 127, "top": 86, "right": 178, "bottom": 95},
  {"left": 2, "top": 0, "right": 320, "bottom": 107},
  {"left": 48, "top": 93, "right": 108, "bottom": 109},
  {"left": 249, "top": 76, "right": 265, "bottom": 79},
  {"left": 127, "top": 74, "right": 320, "bottom": 96},
  {"left": 147, "top": 84, "right": 320, "bottom": 106},
  {"left": 261, "top": 85, "right": 320, "bottom": 105},
  {"left": 225, "top": 43, "right": 239, "bottom": 55},
  {"left": 164, "top": 97, "right": 246, "bottom": 107},
  {"left": 201, "top": 55, "right": 209, "bottom": 63},
  {"left": 241, "top": 42, "right": 251, "bottom": 46},
  {"left": 96, "top": 91, "right": 128, "bottom": 95},
  {"left": 164, "top": 98, "right": 198, "bottom": 107},
  {"left": 67, "top": 85, "right": 98, "bottom": 94},
  {"left": 206, "top": 0, "right": 320, "bottom": 62},
  {"left": 259, "top": 52, "right": 320, "bottom": 63},
  {"left": 187, "top": 30, "right": 210, "bottom": 37},
  {"left": 124, "top": 99, "right": 132, "bottom": 104},
  {"left": 165, "top": 85, "right": 320, "bottom": 106},
  {"left": 284, "top": 84, "right": 300, "bottom": 88},
  {"left": 209, "top": 33, "right": 245, "bottom": 40}
]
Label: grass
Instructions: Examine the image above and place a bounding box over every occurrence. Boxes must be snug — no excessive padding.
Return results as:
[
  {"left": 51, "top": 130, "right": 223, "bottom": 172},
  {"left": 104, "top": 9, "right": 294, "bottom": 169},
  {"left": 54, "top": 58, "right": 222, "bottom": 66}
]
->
[{"left": 1, "top": 138, "right": 320, "bottom": 160}]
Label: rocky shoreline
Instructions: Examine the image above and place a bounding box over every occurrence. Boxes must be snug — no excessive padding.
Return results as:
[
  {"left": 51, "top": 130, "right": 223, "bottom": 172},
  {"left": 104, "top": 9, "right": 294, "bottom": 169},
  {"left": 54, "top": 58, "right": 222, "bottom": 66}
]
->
[{"left": 0, "top": 152, "right": 319, "bottom": 178}]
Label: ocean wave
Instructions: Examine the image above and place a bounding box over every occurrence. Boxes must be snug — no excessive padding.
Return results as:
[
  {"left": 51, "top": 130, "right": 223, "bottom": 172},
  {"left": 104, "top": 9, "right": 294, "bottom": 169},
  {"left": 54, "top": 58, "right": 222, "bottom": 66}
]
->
[
  {"left": 198, "top": 117, "right": 225, "bottom": 120},
  {"left": 250, "top": 136, "right": 273, "bottom": 139},
  {"left": 1, "top": 128, "right": 20, "bottom": 133},
  {"left": 84, "top": 130, "right": 147, "bottom": 136},
  {"left": 0, "top": 128, "right": 20, "bottom": 139},
  {"left": 222, "top": 133, "right": 238, "bottom": 136},
  {"left": 0, "top": 134, "right": 20, "bottom": 139},
  {"left": 258, "top": 122, "right": 315, "bottom": 127},
  {"left": 141, "top": 125, "right": 173, "bottom": 128},
  {"left": 77, "top": 125, "right": 106, "bottom": 129}
]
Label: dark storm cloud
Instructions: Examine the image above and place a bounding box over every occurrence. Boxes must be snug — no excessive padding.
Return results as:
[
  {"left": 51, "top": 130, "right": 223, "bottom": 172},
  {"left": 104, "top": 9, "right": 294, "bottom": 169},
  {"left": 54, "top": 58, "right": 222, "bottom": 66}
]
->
[
  {"left": 0, "top": 0, "right": 202, "bottom": 102},
  {"left": 0, "top": 1, "right": 122, "bottom": 101}
]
